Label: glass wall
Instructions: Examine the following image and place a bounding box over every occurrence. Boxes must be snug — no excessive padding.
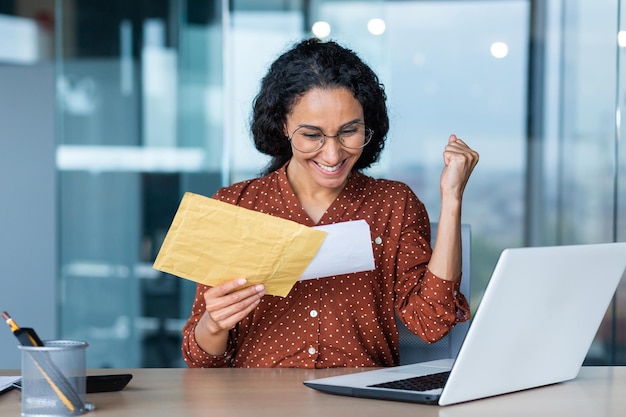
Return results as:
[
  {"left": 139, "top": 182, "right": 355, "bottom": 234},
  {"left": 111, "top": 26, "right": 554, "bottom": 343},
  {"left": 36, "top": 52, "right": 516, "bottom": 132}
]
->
[
  {"left": 528, "top": 0, "right": 625, "bottom": 364},
  {"left": 55, "top": 0, "right": 224, "bottom": 367},
  {"left": 1, "top": 0, "right": 622, "bottom": 367}
]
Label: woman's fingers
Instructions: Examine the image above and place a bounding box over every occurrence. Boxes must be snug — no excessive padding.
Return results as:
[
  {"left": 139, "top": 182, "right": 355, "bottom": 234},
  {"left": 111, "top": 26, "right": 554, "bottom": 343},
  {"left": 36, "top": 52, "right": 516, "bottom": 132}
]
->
[
  {"left": 203, "top": 279, "right": 265, "bottom": 331},
  {"left": 441, "top": 134, "right": 479, "bottom": 197}
]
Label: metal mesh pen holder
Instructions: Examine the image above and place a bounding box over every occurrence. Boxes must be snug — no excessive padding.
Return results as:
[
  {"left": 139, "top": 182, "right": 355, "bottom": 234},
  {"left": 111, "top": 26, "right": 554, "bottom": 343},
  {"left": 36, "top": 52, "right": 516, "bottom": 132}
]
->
[{"left": 19, "top": 340, "right": 89, "bottom": 416}]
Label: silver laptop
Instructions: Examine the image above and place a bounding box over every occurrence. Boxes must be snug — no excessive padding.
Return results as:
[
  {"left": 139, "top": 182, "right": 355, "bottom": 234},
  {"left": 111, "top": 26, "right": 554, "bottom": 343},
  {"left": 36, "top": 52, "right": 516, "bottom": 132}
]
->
[{"left": 304, "top": 242, "right": 626, "bottom": 406}]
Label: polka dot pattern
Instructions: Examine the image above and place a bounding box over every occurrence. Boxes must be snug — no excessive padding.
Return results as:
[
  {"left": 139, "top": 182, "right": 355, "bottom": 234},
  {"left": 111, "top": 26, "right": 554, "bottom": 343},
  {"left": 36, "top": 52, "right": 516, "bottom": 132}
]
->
[{"left": 181, "top": 165, "right": 469, "bottom": 368}]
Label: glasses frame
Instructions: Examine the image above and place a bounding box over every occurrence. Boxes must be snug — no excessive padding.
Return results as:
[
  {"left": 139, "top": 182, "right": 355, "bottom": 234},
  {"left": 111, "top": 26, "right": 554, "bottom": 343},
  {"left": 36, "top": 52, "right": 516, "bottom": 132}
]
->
[{"left": 288, "top": 122, "right": 374, "bottom": 153}]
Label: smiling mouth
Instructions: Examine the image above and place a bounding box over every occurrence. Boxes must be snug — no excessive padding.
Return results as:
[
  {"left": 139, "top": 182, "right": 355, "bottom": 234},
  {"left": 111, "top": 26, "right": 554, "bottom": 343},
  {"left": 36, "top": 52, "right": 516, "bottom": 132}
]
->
[{"left": 315, "top": 160, "right": 345, "bottom": 173}]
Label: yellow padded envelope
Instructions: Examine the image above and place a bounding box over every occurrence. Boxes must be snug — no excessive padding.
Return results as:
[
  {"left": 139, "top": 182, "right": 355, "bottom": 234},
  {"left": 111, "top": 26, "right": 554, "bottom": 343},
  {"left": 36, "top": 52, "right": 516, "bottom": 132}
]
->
[{"left": 153, "top": 192, "right": 327, "bottom": 297}]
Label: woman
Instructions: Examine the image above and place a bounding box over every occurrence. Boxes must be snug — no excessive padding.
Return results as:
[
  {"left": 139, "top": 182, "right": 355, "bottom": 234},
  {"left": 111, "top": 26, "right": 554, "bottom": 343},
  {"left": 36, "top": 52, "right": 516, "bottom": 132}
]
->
[{"left": 181, "top": 38, "right": 479, "bottom": 368}]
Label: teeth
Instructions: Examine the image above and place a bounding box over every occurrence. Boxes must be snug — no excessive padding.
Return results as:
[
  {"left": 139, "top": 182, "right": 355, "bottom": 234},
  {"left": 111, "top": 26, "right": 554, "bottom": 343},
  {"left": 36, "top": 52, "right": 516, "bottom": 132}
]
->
[{"left": 316, "top": 161, "right": 343, "bottom": 172}]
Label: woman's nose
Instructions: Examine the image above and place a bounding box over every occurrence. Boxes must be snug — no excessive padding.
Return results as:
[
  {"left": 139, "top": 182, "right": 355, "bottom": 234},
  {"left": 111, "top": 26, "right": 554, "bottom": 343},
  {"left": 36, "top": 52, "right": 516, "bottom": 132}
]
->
[{"left": 319, "top": 135, "right": 343, "bottom": 159}]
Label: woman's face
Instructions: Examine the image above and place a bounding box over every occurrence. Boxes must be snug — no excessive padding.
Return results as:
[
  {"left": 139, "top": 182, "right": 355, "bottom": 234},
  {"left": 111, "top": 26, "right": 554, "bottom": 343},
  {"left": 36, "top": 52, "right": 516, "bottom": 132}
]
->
[{"left": 284, "top": 87, "right": 365, "bottom": 192}]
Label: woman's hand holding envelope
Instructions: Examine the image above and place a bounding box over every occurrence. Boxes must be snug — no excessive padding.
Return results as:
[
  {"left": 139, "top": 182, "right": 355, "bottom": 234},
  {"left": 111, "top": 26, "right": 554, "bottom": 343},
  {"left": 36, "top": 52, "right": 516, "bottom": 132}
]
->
[{"left": 194, "top": 278, "right": 265, "bottom": 356}]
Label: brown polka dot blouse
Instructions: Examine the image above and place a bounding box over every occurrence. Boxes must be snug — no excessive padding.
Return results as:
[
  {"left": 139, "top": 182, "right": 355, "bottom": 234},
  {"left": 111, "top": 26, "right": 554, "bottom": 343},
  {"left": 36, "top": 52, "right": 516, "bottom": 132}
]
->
[{"left": 181, "top": 165, "right": 469, "bottom": 368}]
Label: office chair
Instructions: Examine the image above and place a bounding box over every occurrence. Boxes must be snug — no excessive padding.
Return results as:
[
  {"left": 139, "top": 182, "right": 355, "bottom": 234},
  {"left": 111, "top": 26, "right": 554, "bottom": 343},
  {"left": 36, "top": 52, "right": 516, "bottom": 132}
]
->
[{"left": 396, "top": 223, "right": 471, "bottom": 365}]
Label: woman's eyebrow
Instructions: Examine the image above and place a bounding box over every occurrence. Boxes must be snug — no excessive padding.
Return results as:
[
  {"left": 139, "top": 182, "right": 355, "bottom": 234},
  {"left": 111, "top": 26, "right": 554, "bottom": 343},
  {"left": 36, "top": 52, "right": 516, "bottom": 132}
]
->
[
  {"left": 339, "top": 119, "right": 364, "bottom": 128},
  {"left": 297, "top": 119, "right": 364, "bottom": 130}
]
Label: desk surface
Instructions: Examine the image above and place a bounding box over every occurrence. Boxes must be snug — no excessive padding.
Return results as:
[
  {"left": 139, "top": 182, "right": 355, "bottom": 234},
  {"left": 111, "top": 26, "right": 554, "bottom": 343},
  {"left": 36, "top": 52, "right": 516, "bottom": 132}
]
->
[{"left": 1, "top": 367, "right": 625, "bottom": 416}]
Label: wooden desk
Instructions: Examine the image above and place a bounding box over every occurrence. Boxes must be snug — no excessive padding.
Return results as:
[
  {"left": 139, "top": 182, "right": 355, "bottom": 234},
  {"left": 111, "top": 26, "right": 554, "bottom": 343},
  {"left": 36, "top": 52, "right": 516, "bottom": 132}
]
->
[{"left": 1, "top": 367, "right": 625, "bottom": 416}]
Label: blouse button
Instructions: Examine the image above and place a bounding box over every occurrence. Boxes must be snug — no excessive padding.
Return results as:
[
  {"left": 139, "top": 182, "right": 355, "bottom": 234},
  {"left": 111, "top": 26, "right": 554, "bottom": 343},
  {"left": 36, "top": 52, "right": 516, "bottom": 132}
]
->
[
  {"left": 308, "top": 347, "right": 317, "bottom": 355},
  {"left": 309, "top": 310, "right": 318, "bottom": 318},
  {"left": 374, "top": 237, "right": 382, "bottom": 244}
]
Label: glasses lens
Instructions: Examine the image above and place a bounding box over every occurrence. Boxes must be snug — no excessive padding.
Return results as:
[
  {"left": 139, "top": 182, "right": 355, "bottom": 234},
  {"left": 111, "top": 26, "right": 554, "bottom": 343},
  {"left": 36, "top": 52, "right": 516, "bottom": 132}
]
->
[
  {"left": 290, "top": 126, "right": 324, "bottom": 153},
  {"left": 339, "top": 123, "right": 372, "bottom": 149}
]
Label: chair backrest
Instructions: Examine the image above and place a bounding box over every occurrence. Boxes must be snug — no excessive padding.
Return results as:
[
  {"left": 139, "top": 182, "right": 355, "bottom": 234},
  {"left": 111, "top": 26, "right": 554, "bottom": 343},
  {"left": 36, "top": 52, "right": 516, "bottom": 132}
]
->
[{"left": 396, "top": 222, "right": 471, "bottom": 365}]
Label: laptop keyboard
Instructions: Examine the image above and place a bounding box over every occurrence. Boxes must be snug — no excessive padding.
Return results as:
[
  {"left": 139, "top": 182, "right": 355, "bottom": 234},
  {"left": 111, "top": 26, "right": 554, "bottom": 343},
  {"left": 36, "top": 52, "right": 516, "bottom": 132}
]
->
[{"left": 368, "top": 371, "right": 451, "bottom": 392}]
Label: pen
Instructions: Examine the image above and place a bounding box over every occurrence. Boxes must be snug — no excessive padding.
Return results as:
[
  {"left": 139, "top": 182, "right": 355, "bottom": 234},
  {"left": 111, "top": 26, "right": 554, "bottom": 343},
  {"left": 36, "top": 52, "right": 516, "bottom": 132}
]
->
[{"left": 2, "top": 311, "right": 83, "bottom": 413}]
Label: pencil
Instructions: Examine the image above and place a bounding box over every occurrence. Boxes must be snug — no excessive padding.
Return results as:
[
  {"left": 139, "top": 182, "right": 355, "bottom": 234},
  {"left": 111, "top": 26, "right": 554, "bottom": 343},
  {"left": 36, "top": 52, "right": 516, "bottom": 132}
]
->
[{"left": 2, "top": 311, "right": 19, "bottom": 332}]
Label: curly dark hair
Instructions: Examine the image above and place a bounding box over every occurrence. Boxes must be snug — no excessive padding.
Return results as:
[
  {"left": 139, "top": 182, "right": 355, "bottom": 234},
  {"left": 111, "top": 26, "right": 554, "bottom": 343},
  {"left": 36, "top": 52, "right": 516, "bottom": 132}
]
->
[{"left": 251, "top": 37, "right": 389, "bottom": 175}]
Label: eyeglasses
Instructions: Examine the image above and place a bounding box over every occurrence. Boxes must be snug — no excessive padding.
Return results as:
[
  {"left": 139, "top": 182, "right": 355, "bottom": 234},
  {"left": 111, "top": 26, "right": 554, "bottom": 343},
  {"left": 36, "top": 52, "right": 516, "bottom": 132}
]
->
[{"left": 288, "top": 122, "right": 373, "bottom": 153}]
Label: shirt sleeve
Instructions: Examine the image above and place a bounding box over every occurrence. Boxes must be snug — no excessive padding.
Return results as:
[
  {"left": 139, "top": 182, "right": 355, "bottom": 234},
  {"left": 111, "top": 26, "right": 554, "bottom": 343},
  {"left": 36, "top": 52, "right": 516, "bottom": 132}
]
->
[
  {"left": 181, "top": 283, "right": 235, "bottom": 368},
  {"left": 393, "top": 192, "right": 470, "bottom": 343}
]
